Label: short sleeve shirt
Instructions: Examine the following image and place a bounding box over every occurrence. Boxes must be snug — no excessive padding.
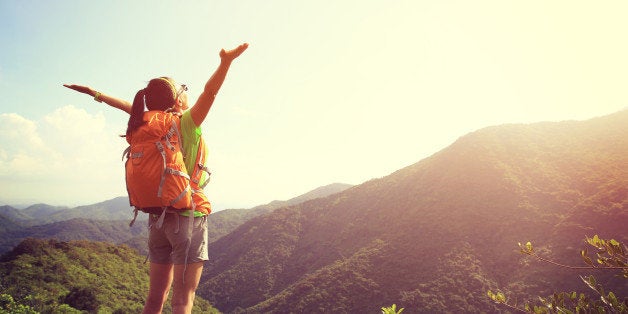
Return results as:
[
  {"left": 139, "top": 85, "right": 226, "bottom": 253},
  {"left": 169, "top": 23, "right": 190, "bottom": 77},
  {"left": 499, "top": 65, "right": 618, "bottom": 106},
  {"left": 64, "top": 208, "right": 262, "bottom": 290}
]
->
[
  {"left": 180, "top": 111, "right": 202, "bottom": 174},
  {"left": 180, "top": 111, "right": 210, "bottom": 216}
]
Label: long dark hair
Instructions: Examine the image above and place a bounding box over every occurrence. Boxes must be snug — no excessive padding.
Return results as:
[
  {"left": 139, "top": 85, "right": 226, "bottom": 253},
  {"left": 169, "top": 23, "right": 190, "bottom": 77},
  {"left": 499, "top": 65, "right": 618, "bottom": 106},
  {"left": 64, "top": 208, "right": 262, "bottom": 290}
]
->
[{"left": 125, "top": 77, "right": 178, "bottom": 137}]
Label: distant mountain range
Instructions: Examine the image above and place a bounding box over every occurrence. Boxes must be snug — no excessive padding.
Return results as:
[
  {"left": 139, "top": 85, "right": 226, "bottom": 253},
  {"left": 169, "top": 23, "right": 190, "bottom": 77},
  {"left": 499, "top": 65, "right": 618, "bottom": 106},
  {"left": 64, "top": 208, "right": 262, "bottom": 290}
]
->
[
  {"left": 0, "top": 198, "right": 128, "bottom": 225},
  {"left": 0, "top": 183, "right": 353, "bottom": 255},
  {"left": 1, "top": 110, "right": 626, "bottom": 313},
  {"left": 198, "top": 110, "right": 628, "bottom": 313}
]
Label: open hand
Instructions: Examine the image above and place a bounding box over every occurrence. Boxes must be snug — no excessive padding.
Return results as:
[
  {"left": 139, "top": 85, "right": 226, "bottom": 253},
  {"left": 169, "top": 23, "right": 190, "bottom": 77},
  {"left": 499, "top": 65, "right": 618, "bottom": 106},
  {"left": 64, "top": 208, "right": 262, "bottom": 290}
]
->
[
  {"left": 220, "top": 43, "right": 249, "bottom": 62},
  {"left": 63, "top": 84, "right": 95, "bottom": 97}
]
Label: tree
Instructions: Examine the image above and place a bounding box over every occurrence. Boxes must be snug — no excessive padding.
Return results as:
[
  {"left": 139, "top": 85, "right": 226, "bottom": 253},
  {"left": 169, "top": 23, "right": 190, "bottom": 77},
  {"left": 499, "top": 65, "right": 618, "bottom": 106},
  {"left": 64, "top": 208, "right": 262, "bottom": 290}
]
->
[
  {"left": 488, "top": 235, "right": 627, "bottom": 313},
  {"left": 0, "top": 294, "right": 37, "bottom": 314}
]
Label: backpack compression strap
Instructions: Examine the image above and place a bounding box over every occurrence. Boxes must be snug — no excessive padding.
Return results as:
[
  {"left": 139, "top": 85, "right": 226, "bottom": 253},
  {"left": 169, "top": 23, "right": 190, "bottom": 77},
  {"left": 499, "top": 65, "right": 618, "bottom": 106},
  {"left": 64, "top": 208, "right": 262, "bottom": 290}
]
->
[
  {"left": 156, "top": 118, "right": 192, "bottom": 208},
  {"left": 164, "top": 118, "right": 186, "bottom": 156},
  {"left": 155, "top": 141, "right": 191, "bottom": 201}
]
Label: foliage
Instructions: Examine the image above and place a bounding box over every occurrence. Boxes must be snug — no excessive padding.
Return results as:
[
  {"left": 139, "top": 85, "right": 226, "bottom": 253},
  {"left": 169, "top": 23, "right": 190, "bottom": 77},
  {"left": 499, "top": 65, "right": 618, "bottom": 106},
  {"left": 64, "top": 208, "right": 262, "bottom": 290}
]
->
[
  {"left": 0, "top": 294, "right": 38, "bottom": 314},
  {"left": 0, "top": 238, "right": 218, "bottom": 313},
  {"left": 245, "top": 239, "right": 388, "bottom": 313},
  {"left": 381, "top": 303, "right": 404, "bottom": 314},
  {"left": 581, "top": 235, "right": 628, "bottom": 278},
  {"left": 488, "top": 235, "right": 628, "bottom": 313},
  {"left": 399, "top": 243, "right": 502, "bottom": 313}
]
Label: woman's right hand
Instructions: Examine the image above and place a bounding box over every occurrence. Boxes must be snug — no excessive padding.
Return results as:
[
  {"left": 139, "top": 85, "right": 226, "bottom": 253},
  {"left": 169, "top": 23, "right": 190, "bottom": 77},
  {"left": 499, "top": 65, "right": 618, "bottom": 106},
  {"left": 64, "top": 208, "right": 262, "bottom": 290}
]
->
[
  {"left": 220, "top": 43, "right": 249, "bottom": 63},
  {"left": 63, "top": 84, "right": 95, "bottom": 97}
]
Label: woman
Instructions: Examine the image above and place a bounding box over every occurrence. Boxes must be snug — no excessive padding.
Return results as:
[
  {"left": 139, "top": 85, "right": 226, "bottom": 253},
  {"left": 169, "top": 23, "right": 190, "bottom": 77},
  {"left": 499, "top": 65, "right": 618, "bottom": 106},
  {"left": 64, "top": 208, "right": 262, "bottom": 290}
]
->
[{"left": 64, "top": 43, "right": 248, "bottom": 314}]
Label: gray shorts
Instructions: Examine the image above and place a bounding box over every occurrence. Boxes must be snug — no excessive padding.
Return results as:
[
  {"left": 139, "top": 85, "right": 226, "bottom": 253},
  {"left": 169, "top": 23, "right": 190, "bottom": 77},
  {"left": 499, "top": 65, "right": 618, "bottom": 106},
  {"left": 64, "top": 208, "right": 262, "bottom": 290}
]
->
[{"left": 148, "top": 213, "right": 209, "bottom": 264}]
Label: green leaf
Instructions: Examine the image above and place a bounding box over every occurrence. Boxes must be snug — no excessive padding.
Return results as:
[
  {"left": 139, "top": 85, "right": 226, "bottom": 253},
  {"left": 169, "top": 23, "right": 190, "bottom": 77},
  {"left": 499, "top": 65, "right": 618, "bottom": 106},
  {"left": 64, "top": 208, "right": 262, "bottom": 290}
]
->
[
  {"left": 607, "top": 292, "right": 618, "bottom": 307},
  {"left": 497, "top": 292, "right": 506, "bottom": 303},
  {"left": 526, "top": 241, "right": 533, "bottom": 252}
]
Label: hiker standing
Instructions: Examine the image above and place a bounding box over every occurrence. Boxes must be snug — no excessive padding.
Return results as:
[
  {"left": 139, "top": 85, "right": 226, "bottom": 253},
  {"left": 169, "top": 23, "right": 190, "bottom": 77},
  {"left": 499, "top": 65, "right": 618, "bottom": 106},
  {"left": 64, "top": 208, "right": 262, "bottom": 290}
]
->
[{"left": 64, "top": 43, "right": 248, "bottom": 314}]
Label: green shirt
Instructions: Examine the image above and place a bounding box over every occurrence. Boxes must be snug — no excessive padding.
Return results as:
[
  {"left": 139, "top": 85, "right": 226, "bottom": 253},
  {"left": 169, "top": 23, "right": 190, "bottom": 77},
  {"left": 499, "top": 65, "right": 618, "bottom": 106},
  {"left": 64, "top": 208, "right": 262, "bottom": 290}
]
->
[{"left": 180, "top": 111, "right": 209, "bottom": 217}]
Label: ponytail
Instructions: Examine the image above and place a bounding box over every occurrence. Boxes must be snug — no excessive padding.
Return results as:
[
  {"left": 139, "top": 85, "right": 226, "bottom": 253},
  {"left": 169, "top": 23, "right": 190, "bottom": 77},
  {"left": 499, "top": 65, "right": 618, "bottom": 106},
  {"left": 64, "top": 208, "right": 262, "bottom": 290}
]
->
[
  {"left": 126, "top": 77, "right": 177, "bottom": 136},
  {"left": 126, "top": 89, "right": 146, "bottom": 137}
]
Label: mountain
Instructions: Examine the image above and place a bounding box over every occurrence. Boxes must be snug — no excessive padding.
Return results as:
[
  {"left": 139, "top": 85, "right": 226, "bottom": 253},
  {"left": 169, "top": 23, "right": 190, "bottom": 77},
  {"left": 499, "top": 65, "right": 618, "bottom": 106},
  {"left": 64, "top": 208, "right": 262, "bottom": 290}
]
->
[
  {"left": 33, "top": 196, "right": 133, "bottom": 224},
  {"left": 21, "top": 203, "right": 68, "bottom": 217},
  {"left": 0, "top": 197, "right": 133, "bottom": 226},
  {"left": 0, "top": 183, "right": 354, "bottom": 255},
  {"left": 252, "top": 183, "right": 354, "bottom": 212},
  {"left": 207, "top": 183, "right": 353, "bottom": 243},
  {"left": 198, "top": 110, "right": 628, "bottom": 313},
  {"left": 0, "top": 214, "right": 21, "bottom": 234},
  {"left": 0, "top": 182, "right": 357, "bottom": 312},
  {"left": 0, "top": 218, "right": 146, "bottom": 255},
  {"left": 0, "top": 204, "right": 70, "bottom": 228},
  {"left": 0, "top": 205, "right": 30, "bottom": 221}
]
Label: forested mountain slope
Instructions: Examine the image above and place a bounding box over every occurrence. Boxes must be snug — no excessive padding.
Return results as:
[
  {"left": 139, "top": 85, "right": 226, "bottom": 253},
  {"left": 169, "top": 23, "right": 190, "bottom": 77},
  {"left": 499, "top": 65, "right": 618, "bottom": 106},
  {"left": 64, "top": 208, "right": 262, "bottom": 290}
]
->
[
  {"left": 0, "top": 238, "right": 218, "bottom": 313},
  {"left": 207, "top": 183, "right": 352, "bottom": 243},
  {"left": 199, "top": 110, "right": 628, "bottom": 313}
]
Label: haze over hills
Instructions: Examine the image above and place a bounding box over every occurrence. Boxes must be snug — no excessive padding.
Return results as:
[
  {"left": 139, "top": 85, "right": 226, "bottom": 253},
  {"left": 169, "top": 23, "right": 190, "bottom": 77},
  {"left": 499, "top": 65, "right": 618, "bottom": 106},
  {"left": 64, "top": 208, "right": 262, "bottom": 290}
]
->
[
  {"left": 0, "top": 198, "right": 129, "bottom": 225},
  {"left": 0, "top": 183, "right": 353, "bottom": 255},
  {"left": 198, "top": 110, "right": 628, "bottom": 313}
]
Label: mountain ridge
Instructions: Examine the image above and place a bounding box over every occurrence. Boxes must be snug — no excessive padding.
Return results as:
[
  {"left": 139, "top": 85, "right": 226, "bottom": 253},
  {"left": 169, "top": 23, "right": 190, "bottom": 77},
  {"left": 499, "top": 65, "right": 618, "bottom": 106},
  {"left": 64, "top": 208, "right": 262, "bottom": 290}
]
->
[
  {"left": 207, "top": 182, "right": 353, "bottom": 242},
  {"left": 0, "top": 183, "right": 354, "bottom": 255},
  {"left": 199, "top": 110, "right": 628, "bottom": 313}
]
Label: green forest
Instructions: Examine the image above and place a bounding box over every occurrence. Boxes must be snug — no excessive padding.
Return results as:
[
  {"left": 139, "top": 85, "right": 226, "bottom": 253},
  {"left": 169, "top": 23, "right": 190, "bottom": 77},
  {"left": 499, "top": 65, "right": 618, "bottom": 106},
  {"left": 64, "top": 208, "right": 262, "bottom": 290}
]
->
[{"left": 0, "top": 239, "right": 217, "bottom": 313}]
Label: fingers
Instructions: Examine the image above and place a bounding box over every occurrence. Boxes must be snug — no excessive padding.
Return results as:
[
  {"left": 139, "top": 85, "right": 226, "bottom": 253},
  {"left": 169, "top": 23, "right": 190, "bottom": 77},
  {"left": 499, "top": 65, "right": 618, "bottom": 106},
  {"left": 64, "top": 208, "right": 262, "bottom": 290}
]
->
[
  {"left": 221, "top": 43, "right": 249, "bottom": 61},
  {"left": 63, "top": 84, "right": 92, "bottom": 95},
  {"left": 233, "top": 43, "right": 249, "bottom": 57}
]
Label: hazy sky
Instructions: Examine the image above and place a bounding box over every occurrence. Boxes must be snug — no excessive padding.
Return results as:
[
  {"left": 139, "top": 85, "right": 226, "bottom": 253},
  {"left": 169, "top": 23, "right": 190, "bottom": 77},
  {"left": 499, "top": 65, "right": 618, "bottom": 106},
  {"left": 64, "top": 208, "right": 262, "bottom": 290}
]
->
[{"left": 1, "top": 1, "right": 627, "bottom": 209}]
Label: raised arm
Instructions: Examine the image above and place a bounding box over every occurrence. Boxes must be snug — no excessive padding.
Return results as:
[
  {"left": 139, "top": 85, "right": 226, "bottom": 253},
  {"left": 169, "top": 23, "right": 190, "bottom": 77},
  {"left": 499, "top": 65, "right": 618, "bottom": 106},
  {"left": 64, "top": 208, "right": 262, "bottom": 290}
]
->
[
  {"left": 190, "top": 43, "right": 248, "bottom": 126},
  {"left": 63, "top": 84, "right": 132, "bottom": 114}
]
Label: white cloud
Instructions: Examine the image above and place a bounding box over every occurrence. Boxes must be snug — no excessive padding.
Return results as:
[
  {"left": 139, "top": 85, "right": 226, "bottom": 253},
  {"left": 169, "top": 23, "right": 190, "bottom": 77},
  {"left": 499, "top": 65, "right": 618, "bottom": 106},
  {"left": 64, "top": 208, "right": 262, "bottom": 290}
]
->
[
  {"left": 0, "top": 107, "right": 128, "bottom": 206},
  {"left": 0, "top": 113, "right": 58, "bottom": 176}
]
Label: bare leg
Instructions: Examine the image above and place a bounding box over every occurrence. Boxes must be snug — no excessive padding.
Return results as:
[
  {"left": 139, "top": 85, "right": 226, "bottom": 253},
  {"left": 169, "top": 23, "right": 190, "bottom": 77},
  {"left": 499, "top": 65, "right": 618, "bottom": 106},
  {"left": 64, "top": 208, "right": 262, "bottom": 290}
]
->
[
  {"left": 143, "top": 262, "right": 174, "bottom": 314},
  {"left": 171, "top": 262, "right": 204, "bottom": 314}
]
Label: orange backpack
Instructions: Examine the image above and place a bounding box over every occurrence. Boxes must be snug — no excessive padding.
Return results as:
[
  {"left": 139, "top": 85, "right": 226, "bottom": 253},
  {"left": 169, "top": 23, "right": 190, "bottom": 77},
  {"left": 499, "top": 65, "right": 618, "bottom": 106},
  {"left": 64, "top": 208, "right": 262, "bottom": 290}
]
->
[{"left": 124, "top": 111, "right": 192, "bottom": 215}]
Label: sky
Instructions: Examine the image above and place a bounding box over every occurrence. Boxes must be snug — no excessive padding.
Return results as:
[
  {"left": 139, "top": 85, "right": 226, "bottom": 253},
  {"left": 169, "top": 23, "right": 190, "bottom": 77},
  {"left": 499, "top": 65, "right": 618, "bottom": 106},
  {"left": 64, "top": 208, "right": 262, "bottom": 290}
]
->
[{"left": 1, "top": 1, "right": 627, "bottom": 210}]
